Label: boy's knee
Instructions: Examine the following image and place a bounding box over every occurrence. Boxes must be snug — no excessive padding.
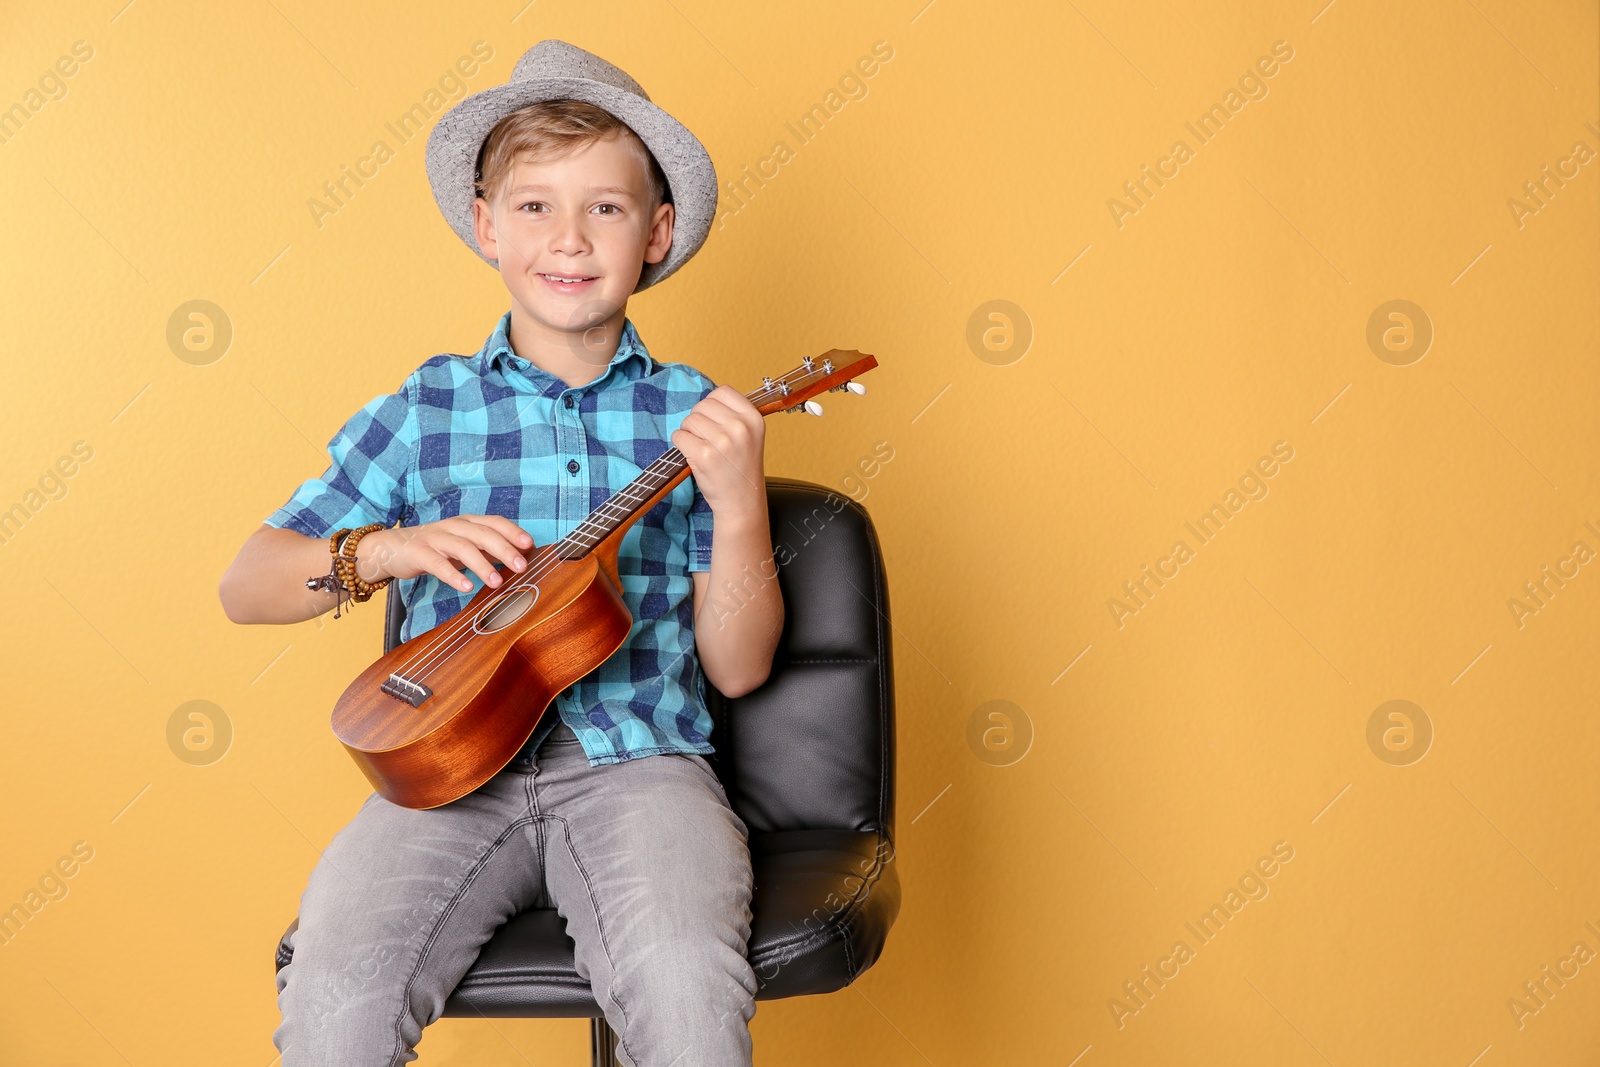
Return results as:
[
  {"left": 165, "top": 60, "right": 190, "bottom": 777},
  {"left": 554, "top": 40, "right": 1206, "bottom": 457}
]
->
[
  {"left": 611, "top": 960, "right": 756, "bottom": 1067},
  {"left": 281, "top": 887, "right": 448, "bottom": 1032},
  {"left": 276, "top": 924, "right": 435, "bottom": 1066},
  {"left": 281, "top": 925, "right": 404, "bottom": 1029},
  {"left": 626, "top": 929, "right": 758, "bottom": 1006}
]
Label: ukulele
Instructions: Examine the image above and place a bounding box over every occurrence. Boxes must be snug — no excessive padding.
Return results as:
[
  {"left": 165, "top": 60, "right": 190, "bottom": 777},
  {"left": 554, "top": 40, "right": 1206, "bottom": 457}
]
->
[{"left": 330, "top": 350, "right": 878, "bottom": 808}]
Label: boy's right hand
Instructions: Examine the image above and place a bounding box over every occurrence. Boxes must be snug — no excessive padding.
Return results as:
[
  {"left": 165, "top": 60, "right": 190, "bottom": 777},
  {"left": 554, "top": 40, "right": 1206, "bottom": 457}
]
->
[{"left": 358, "top": 516, "right": 534, "bottom": 593}]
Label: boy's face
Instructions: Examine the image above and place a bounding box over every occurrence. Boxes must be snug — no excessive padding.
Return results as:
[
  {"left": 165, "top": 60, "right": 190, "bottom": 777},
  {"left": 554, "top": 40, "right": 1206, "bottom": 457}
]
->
[{"left": 471, "top": 132, "right": 673, "bottom": 354}]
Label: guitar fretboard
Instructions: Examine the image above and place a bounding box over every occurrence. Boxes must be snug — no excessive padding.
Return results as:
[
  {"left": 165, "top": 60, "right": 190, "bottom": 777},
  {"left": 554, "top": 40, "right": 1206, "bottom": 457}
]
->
[
  {"left": 551, "top": 447, "right": 691, "bottom": 559},
  {"left": 543, "top": 353, "right": 870, "bottom": 560}
]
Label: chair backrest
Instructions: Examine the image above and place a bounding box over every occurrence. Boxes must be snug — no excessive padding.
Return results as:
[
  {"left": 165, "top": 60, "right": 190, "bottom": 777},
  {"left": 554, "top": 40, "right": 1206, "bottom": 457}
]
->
[
  {"left": 710, "top": 479, "right": 895, "bottom": 838},
  {"left": 383, "top": 477, "right": 895, "bottom": 839}
]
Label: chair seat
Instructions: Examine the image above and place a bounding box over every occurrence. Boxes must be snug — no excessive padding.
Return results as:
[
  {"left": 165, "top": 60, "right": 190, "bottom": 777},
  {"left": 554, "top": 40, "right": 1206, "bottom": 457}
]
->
[{"left": 276, "top": 828, "right": 900, "bottom": 1019}]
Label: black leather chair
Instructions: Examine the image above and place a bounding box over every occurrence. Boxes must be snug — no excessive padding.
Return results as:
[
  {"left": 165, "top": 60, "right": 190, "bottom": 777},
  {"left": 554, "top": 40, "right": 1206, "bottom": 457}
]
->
[{"left": 275, "top": 478, "right": 900, "bottom": 1064}]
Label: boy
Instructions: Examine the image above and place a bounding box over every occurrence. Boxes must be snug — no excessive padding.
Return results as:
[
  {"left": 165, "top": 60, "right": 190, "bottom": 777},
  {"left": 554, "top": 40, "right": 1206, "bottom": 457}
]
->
[{"left": 219, "top": 40, "right": 782, "bottom": 1066}]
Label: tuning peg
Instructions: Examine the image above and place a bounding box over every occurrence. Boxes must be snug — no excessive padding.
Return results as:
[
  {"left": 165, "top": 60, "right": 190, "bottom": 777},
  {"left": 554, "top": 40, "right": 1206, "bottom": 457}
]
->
[
  {"left": 804, "top": 399, "right": 823, "bottom": 416},
  {"left": 829, "top": 381, "right": 866, "bottom": 395}
]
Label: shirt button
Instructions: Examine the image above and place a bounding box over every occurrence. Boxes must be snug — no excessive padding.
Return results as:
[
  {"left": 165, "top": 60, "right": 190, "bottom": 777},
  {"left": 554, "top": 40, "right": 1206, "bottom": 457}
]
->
[
  {"left": 567, "top": 459, "right": 580, "bottom": 474},
  {"left": 563, "top": 394, "right": 574, "bottom": 409}
]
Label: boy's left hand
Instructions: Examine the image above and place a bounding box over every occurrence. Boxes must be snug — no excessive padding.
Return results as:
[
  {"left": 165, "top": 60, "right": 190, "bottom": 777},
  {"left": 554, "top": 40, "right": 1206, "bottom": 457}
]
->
[{"left": 672, "top": 385, "right": 767, "bottom": 521}]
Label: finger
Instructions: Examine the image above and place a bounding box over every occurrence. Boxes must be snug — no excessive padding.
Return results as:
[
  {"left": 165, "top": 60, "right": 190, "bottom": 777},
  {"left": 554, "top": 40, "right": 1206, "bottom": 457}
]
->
[
  {"left": 709, "top": 384, "right": 756, "bottom": 413},
  {"left": 417, "top": 549, "right": 475, "bottom": 593},
  {"left": 673, "top": 425, "right": 761, "bottom": 491},
  {"left": 690, "top": 423, "right": 755, "bottom": 477},
  {"left": 715, "top": 395, "right": 764, "bottom": 437},
  {"left": 436, "top": 533, "right": 505, "bottom": 589},
  {"left": 674, "top": 423, "right": 725, "bottom": 463},
  {"left": 680, "top": 410, "right": 739, "bottom": 450},
  {"left": 464, "top": 514, "right": 535, "bottom": 550},
  {"left": 456, "top": 521, "right": 529, "bottom": 572},
  {"left": 691, "top": 392, "right": 747, "bottom": 429},
  {"left": 697, "top": 396, "right": 763, "bottom": 441},
  {"left": 671, "top": 428, "right": 708, "bottom": 470}
]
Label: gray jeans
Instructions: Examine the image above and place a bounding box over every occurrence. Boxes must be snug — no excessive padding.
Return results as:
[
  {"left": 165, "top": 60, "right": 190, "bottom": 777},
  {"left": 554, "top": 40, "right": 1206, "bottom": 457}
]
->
[{"left": 273, "top": 720, "right": 758, "bottom": 1066}]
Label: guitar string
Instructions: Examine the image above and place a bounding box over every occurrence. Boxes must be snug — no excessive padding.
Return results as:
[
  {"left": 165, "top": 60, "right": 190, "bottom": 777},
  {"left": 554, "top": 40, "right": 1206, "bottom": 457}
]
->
[
  {"left": 399, "top": 447, "right": 691, "bottom": 683},
  {"left": 394, "top": 355, "right": 862, "bottom": 682},
  {"left": 392, "top": 371, "right": 804, "bottom": 684},
  {"left": 386, "top": 364, "right": 829, "bottom": 687}
]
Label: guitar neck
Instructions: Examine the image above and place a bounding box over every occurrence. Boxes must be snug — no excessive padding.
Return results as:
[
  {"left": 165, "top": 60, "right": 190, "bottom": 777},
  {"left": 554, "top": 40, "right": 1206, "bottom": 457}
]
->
[
  {"left": 552, "top": 447, "right": 692, "bottom": 561},
  {"left": 552, "top": 349, "right": 878, "bottom": 563}
]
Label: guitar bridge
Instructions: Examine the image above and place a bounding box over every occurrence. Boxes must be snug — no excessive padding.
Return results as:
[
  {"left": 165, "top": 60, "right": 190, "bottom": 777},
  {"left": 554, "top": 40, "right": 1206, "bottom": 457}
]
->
[{"left": 381, "top": 673, "right": 433, "bottom": 708}]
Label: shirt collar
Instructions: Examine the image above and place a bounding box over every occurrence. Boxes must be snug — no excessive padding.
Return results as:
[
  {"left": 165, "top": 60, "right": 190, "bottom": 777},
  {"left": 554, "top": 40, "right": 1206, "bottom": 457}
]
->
[{"left": 476, "top": 310, "right": 653, "bottom": 385}]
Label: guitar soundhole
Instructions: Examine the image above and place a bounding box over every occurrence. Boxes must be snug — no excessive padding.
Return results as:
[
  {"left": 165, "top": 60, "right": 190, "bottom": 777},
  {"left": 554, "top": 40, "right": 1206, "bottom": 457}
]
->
[{"left": 474, "top": 585, "right": 539, "bottom": 633}]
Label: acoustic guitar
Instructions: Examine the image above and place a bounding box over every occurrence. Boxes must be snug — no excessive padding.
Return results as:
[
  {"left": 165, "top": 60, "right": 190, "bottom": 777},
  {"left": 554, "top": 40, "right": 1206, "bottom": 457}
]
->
[{"left": 330, "top": 350, "right": 878, "bottom": 808}]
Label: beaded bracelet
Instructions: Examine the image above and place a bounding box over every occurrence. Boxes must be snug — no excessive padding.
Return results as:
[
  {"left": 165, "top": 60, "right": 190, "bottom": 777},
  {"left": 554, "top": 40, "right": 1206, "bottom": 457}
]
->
[
  {"left": 304, "top": 523, "right": 391, "bottom": 618},
  {"left": 336, "top": 523, "right": 391, "bottom": 601}
]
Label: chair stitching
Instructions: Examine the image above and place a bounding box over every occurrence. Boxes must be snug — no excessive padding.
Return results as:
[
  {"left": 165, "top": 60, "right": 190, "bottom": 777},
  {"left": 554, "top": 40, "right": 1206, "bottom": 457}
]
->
[
  {"left": 840, "top": 908, "right": 857, "bottom": 978},
  {"left": 455, "top": 972, "right": 592, "bottom": 989},
  {"left": 864, "top": 509, "right": 892, "bottom": 837},
  {"left": 751, "top": 835, "right": 889, "bottom": 960},
  {"left": 814, "top": 482, "right": 893, "bottom": 834}
]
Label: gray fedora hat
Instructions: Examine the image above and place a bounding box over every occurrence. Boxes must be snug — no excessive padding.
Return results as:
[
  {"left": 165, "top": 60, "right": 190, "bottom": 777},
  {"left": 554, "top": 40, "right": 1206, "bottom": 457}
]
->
[{"left": 425, "top": 39, "right": 718, "bottom": 292}]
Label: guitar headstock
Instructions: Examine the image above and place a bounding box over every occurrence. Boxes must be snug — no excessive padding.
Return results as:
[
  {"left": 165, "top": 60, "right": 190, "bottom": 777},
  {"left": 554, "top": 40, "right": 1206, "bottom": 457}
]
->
[{"left": 749, "top": 350, "right": 878, "bottom": 417}]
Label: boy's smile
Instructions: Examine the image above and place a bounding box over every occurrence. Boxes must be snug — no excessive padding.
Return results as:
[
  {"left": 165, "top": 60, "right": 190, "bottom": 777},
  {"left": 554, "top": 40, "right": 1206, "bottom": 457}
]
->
[
  {"left": 538, "top": 271, "right": 598, "bottom": 293},
  {"left": 471, "top": 133, "right": 674, "bottom": 385}
]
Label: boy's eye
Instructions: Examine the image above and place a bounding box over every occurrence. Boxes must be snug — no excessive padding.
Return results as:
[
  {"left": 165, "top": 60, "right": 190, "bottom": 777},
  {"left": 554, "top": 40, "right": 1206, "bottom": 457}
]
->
[{"left": 516, "top": 202, "right": 619, "bottom": 214}]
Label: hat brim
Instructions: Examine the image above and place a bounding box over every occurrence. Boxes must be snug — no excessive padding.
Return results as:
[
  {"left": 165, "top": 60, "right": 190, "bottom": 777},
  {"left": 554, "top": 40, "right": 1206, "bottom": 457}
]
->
[{"left": 425, "top": 77, "right": 718, "bottom": 292}]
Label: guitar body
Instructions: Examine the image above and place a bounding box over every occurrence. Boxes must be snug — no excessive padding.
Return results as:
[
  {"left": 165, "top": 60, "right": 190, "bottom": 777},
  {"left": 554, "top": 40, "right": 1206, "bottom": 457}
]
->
[{"left": 330, "top": 545, "right": 633, "bottom": 809}]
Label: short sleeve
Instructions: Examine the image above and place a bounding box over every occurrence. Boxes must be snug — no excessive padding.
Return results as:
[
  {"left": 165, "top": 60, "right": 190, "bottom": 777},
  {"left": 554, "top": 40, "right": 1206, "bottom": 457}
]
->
[
  {"left": 686, "top": 480, "right": 714, "bottom": 572},
  {"left": 681, "top": 373, "right": 717, "bottom": 573},
  {"left": 263, "top": 382, "right": 415, "bottom": 539}
]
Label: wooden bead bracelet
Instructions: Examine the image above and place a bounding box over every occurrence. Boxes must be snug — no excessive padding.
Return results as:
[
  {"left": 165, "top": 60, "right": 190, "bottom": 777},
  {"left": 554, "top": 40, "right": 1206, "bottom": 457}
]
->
[
  {"left": 333, "top": 523, "right": 392, "bottom": 602},
  {"left": 305, "top": 523, "right": 391, "bottom": 618}
]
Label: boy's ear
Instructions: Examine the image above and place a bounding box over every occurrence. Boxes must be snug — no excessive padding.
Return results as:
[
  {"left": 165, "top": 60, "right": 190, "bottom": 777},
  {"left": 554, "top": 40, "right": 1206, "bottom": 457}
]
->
[
  {"left": 471, "top": 196, "right": 499, "bottom": 261},
  {"left": 643, "top": 201, "right": 675, "bottom": 265}
]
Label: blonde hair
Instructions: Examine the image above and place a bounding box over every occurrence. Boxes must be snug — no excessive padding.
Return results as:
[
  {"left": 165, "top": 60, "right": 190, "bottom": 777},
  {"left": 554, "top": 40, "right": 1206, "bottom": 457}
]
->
[{"left": 474, "top": 99, "right": 669, "bottom": 212}]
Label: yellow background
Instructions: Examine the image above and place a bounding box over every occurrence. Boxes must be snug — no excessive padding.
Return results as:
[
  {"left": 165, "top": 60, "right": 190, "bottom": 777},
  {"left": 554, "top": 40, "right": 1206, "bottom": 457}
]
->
[{"left": 1, "top": 0, "right": 1596, "bottom": 1063}]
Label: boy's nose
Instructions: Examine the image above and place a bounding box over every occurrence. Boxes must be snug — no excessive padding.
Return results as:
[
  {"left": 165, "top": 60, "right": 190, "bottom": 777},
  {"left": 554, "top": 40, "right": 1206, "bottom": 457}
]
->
[{"left": 549, "top": 218, "right": 591, "bottom": 255}]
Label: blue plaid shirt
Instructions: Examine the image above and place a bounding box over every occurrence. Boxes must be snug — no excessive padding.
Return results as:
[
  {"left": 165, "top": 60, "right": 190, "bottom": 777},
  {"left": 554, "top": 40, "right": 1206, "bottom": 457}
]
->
[{"left": 264, "top": 310, "right": 719, "bottom": 766}]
